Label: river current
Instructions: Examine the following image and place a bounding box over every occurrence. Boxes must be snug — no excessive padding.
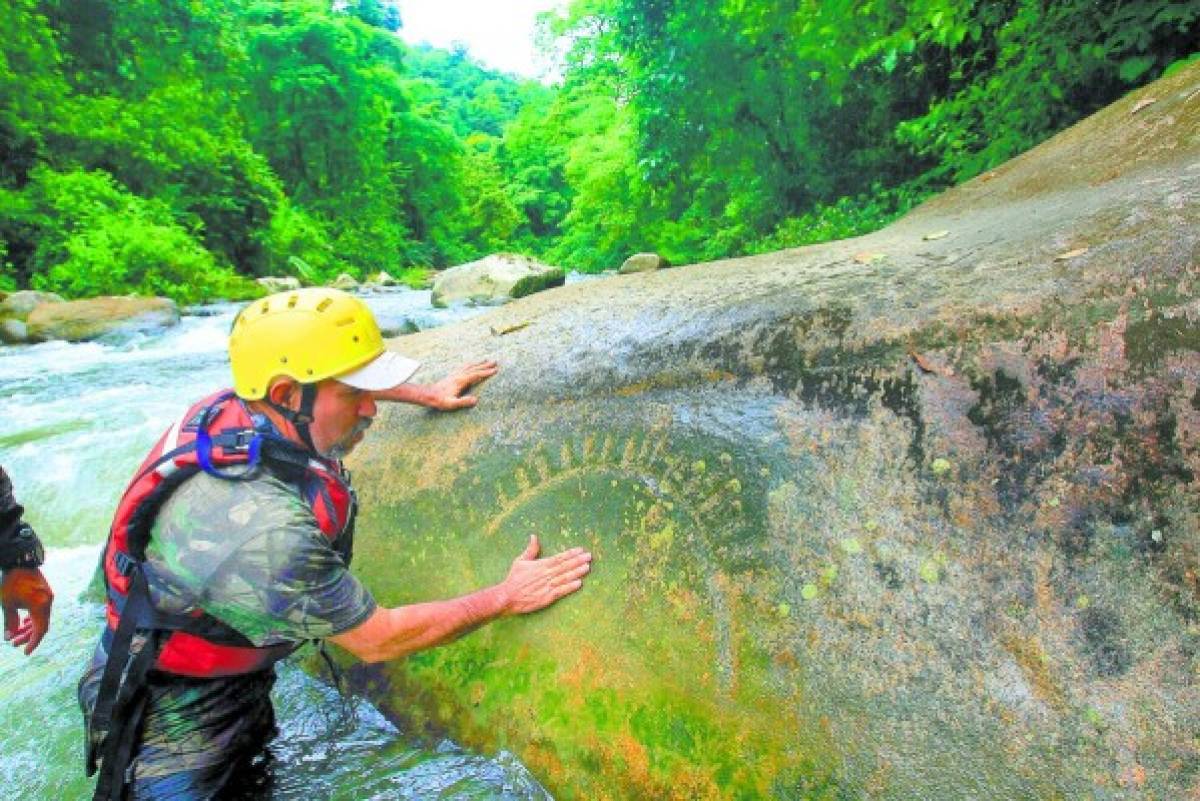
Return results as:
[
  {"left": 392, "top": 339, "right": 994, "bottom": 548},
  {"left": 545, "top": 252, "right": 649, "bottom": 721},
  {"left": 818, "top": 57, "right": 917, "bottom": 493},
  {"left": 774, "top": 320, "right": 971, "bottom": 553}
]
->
[{"left": 0, "top": 287, "right": 565, "bottom": 800}]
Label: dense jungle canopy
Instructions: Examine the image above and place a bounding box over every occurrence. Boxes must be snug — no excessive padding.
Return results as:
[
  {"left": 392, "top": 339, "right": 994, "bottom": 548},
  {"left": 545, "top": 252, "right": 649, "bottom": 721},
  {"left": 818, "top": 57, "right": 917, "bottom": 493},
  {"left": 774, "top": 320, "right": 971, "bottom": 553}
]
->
[{"left": 1, "top": 0, "right": 1196, "bottom": 304}]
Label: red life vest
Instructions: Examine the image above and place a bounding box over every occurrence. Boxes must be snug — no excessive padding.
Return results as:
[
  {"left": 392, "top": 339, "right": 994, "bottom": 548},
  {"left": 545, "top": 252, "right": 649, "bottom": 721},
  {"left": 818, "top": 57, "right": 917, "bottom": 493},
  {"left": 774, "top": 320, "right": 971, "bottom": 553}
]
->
[{"left": 102, "top": 389, "right": 356, "bottom": 678}]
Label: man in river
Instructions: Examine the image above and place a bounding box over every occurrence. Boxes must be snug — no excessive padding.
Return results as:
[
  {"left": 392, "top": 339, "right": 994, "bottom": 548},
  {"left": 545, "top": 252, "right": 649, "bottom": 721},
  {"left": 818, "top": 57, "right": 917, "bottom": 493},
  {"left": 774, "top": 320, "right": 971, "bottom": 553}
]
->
[
  {"left": 79, "top": 287, "right": 592, "bottom": 800},
  {"left": 0, "top": 464, "right": 53, "bottom": 655}
]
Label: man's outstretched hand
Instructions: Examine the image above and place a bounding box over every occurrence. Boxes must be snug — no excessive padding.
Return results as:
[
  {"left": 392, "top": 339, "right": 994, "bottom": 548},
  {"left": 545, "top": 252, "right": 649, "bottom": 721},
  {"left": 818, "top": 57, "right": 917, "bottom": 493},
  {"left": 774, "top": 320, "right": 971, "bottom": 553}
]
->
[
  {"left": 2, "top": 567, "right": 53, "bottom": 655},
  {"left": 500, "top": 535, "right": 591, "bottom": 615},
  {"left": 423, "top": 360, "right": 499, "bottom": 410},
  {"left": 373, "top": 360, "right": 499, "bottom": 411}
]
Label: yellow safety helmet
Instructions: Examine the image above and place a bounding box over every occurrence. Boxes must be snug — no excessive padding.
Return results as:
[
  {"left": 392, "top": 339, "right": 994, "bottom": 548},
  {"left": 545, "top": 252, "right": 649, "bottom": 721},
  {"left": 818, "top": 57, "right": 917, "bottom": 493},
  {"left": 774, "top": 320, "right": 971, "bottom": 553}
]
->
[{"left": 229, "top": 287, "right": 418, "bottom": 400}]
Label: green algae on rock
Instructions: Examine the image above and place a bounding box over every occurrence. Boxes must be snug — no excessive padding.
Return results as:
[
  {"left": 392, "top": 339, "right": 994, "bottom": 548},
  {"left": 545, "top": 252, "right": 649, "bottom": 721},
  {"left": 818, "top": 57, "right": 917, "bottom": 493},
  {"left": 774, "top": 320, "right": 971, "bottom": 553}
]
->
[{"left": 340, "top": 63, "right": 1200, "bottom": 799}]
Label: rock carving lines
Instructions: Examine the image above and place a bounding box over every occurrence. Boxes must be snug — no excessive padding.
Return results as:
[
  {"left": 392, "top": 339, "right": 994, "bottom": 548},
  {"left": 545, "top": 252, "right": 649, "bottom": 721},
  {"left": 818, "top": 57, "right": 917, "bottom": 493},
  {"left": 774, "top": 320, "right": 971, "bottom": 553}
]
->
[{"left": 478, "top": 428, "right": 751, "bottom": 693}]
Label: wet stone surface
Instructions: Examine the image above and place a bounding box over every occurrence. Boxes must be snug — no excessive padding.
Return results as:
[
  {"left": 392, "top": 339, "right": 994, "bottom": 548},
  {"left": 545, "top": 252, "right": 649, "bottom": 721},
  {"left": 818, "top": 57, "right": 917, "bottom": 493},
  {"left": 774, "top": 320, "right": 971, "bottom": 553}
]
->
[{"left": 342, "top": 63, "right": 1200, "bottom": 799}]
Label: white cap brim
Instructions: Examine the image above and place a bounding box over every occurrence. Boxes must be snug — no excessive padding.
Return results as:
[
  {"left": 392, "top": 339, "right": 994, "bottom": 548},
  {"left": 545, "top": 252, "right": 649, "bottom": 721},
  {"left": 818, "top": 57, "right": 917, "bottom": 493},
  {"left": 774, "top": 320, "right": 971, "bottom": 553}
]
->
[{"left": 337, "top": 350, "right": 421, "bottom": 391}]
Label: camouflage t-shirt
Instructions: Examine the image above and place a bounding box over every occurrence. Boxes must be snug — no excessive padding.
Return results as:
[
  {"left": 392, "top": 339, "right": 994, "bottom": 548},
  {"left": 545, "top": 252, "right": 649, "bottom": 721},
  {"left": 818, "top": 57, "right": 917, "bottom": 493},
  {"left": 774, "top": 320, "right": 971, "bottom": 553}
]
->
[
  {"left": 79, "top": 469, "right": 376, "bottom": 784},
  {"left": 142, "top": 470, "right": 375, "bottom": 644}
]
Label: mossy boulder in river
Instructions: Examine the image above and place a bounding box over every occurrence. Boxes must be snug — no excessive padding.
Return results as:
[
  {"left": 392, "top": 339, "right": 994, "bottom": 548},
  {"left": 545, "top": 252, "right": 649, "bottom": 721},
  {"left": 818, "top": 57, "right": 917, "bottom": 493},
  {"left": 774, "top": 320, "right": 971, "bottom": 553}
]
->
[
  {"left": 431, "top": 253, "right": 565, "bottom": 308},
  {"left": 342, "top": 65, "right": 1200, "bottom": 799},
  {"left": 26, "top": 296, "right": 179, "bottom": 342}
]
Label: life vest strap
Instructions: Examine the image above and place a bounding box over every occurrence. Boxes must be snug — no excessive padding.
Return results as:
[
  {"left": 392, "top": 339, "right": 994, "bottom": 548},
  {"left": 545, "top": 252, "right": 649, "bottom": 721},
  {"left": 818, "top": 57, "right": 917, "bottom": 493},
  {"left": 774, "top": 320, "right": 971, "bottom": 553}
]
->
[
  {"left": 87, "top": 565, "right": 164, "bottom": 794},
  {"left": 112, "top": 550, "right": 137, "bottom": 578}
]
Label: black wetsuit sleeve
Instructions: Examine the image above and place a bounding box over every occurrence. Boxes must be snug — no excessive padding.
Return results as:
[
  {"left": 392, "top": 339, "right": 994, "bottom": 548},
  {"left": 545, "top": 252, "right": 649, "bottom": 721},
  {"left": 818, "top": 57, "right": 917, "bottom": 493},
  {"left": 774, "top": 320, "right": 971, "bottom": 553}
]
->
[{"left": 0, "top": 464, "right": 45, "bottom": 570}]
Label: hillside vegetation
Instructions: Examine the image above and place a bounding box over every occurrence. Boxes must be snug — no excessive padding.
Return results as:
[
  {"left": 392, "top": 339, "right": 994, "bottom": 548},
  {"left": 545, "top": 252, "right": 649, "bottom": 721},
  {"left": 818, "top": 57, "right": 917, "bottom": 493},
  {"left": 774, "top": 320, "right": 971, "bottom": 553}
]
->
[{"left": 1, "top": 0, "right": 1195, "bottom": 303}]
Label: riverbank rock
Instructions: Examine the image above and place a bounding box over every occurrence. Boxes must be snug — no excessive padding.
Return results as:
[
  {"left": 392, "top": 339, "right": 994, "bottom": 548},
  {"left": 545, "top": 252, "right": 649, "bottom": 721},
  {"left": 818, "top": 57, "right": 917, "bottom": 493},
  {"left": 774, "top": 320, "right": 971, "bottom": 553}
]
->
[
  {"left": 0, "top": 290, "right": 66, "bottom": 321},
  {"left": 430, "top": 253, "right": 565, "bottom": 308},
  {"left": 0, "top": 319, "right": 29, "bottom": 345},
  {"left": 368, "top": 270, "right": 398, "bottom": 287},
  {"left": 26, "top": 296, "right": 180, "bottom": 342},
  {"left": 618, "top": 252, "right": 667, "bottom": 274},
  {"left": 342, "top": 65, "right": 1200, "bottom": 799},
  {"left": 330, "top": 273, "right": 359, "bottom": 291},
  {"left": 0, "top": 291, "right": 68, "bottom": 344},
  {"left": 255, "top": 276, "right": 300, "bottom": 292}
]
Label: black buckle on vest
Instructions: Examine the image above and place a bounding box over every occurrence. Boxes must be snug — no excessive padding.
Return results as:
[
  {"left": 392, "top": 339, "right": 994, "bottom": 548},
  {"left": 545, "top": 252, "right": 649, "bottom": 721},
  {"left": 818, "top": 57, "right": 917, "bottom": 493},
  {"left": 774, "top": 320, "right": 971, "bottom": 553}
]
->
[
  {"left": 113, "top": 551, "right": 138, "bottom": 578},
  {"left": 212, "top": 429, "right": 257, "bottom": 452}
]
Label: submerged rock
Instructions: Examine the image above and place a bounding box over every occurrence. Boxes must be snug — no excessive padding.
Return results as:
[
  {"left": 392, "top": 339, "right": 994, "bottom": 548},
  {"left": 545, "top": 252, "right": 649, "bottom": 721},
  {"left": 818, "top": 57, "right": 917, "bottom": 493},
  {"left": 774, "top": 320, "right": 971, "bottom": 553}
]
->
[
  {"left": 431, "top": 253, "right": 565, "bottom": 308},
  {"left": 26, "top": 296, "right": 179, "bottom": 342},
  {"left": 343, "top": 64, "right": 1200, "bottom": 799}
]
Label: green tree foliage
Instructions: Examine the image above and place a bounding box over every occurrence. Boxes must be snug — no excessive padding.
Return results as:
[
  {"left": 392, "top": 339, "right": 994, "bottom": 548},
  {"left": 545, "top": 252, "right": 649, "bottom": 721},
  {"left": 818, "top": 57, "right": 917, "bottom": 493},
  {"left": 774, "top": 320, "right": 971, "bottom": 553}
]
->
[
  {"left": 537, "top": 0, "right": 1199, "bottom": 269},
  {"left": 0, "top": 0, "right": 537, "bottom": 300},
  {"left": 8, "top": 168, "right": 257, "bottom": 303},
  {"left": 403, "top": 44, "right": 527, "bottom": 137},
  {"left": 1, "top": 0, "right": 1194, "bottom": 300}
]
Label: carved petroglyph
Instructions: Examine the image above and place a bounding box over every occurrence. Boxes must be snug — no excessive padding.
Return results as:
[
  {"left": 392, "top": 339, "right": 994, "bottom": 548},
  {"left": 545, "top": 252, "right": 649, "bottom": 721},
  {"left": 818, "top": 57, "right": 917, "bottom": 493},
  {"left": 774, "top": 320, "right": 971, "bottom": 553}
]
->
[{"left": 474, "top": 428, "right": 751, "bottom": 695}]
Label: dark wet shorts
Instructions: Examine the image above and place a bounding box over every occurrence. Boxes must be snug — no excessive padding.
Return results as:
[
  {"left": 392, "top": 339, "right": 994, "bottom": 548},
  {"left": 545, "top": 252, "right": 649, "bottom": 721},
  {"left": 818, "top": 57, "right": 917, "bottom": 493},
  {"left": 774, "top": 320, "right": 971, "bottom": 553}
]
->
[
  {"left": 80, "top": 665, "right": 280, "bottom": 801},
  {"left": 130, "top": 747, "right": 274, "bottom": 801}
]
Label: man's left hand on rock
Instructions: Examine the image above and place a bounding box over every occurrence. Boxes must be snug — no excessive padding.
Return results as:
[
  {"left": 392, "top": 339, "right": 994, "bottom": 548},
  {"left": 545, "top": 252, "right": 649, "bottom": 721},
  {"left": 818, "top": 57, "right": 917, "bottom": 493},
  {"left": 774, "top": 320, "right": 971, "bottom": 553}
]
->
[{"left": 373, "top": 359, "right": 499, "bottom": 411}]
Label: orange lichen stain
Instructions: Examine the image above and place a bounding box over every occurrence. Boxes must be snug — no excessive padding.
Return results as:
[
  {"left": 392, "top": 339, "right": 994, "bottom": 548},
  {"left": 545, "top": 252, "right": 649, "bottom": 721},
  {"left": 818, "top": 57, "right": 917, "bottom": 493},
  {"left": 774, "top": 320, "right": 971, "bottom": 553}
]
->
[
  {"left": 865, "top": 757, "right": 894, "bottom": 795},
  {"left": 561, "top": 643, "right": 604, "bottom": 699},
  {"left": 666, "top": 767, "right": 723, "bottom": 801},
  {"left": 1120, "top": 762, "right": 1147, "bottom": 789},
  {"left": 614, "top": 369, "right": 736, "bottom": 397},
  {"left": 521, "top": 742, "right": 567, "bottom": 793},
  {"left": 773, "top": 649, "right": 800, "bottom": 669},
  {"left": 1033, "top": 549, "right": 1056, "bottom": 619},
  {"left": 665, "top": 584, "right": 702, "bottom": 623},
  {"left": 1000, "top": 631, "right": 1068, "bottom": 711},
  {"left": 614, "top": 731, "right": 653, "bottom": 794},
  {"left": 356, "top": 421, "right": 489, "bottom": 497}
]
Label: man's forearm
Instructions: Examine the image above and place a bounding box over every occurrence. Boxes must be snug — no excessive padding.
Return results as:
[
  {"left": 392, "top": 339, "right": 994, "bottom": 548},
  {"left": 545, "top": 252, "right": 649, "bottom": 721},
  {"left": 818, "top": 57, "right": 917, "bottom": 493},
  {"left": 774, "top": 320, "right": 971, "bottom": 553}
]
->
[
  {"left": 333, "top": 584, "right": 509, "bottom": 663},
  {"left": 371, "top": 383, "right": 436, "bottom": 407}
]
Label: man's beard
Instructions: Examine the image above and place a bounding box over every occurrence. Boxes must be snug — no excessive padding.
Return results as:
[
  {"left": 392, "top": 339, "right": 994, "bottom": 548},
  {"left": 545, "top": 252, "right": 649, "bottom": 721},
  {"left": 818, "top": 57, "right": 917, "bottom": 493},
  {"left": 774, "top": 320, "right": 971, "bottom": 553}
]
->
[{"left": 324, "top": 416, "right": 373, "bottom": 459}]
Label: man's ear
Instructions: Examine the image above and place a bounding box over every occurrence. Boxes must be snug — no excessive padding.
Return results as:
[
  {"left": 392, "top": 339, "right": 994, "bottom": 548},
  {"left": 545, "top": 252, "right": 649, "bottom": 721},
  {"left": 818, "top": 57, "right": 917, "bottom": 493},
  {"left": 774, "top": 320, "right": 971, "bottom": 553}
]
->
[{"left": 265, "top": 378, "right": 298, "bottom": 407}]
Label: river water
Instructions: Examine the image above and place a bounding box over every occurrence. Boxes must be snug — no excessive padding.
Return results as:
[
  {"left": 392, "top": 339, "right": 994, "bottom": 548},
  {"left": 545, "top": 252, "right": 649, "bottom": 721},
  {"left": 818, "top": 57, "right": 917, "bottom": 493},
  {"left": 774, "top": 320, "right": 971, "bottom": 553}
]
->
[{"left": 0, "top": 287, "right": 568, "bottom": 800}]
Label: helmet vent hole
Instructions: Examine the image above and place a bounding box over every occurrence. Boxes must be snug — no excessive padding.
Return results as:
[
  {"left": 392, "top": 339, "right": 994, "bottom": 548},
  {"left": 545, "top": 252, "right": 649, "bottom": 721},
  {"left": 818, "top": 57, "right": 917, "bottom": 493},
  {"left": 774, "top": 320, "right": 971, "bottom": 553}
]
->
[
  {"left": 317, "top": 299, "right": 333, "bottom": 312},
  {"left": 260, "top": 302, "right": 269, "bottom": 314},
  {"left": 336, "top": 317, "right": 354, "bottom": 327},
  {"left": 352, "top": 335, "right": 359, "bottom": 342},
  {"left": 280, "top": 356, "right": 288, "bottom": 364},
  {"left": 287, "top": 295, "right": 298, "bottom": 308},
  {"left": 306, "top": 369, "right": 314, "bottom": 376}
]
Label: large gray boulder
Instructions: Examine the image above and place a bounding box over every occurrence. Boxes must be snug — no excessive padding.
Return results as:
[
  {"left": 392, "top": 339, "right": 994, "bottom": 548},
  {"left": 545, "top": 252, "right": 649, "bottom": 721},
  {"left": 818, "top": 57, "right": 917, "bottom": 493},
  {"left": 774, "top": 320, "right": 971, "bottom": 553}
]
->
[
  {"left": 26, "top": 296, "right": 179, "bottom": 342},
  {"left": 339, "top": 65, "right": 1200, "bottom": 799},
  {"left": 430, "top": 253, "right": 565, "bottom": 308}
]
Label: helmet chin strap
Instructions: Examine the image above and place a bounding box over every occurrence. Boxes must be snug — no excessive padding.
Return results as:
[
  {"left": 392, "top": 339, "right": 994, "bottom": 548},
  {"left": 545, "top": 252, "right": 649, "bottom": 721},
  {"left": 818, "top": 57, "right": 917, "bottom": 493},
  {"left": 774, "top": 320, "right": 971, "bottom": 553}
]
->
[{"left": 265, "top": 383, "right": 319, "bottom": 455}]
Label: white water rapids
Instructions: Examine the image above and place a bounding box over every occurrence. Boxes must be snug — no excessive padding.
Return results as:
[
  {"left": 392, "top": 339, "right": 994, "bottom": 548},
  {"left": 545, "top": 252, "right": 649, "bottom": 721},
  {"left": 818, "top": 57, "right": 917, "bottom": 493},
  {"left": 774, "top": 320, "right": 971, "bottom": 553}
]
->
[{"left": 0, "top": 286, "right": 581, "bottom": 800}]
